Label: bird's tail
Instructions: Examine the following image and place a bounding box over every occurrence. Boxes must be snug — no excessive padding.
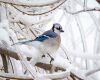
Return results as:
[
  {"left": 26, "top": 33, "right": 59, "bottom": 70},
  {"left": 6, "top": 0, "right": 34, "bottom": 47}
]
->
[
  {"left": 12, "top": 41, "right": 25, "bottom": 46},
  {"left": 12, "top": 40, "right": 34, "bottom": 46}
]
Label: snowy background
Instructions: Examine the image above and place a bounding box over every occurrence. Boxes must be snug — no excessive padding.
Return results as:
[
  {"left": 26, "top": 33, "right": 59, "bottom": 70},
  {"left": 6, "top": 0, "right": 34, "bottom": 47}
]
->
[{"left": 0, "top": 0, "right": 100, "bottom": 80}]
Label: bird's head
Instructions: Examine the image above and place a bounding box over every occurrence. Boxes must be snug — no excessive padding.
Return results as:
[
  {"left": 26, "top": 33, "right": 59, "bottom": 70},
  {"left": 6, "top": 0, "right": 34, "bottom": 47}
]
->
[{"left": 52, "top": 23, "right": 64, "bottom": 35}]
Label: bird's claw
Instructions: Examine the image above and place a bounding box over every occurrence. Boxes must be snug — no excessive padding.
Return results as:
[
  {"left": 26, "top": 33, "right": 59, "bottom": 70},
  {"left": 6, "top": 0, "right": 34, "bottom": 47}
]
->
[{"left": 50, "top": 57, "right": 54, "bottom": 64}]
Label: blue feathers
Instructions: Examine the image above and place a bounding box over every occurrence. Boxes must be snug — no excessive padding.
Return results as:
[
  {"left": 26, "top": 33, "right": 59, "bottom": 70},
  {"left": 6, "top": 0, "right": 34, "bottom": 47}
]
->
[
  {"left": 14, "top": 30, "right": 58, "bottom": 45},
  {"left": 34, "top": 30, "right": 57, "bottom": 42},
  {"left": 34, "top": 35, "right": 49, "bottom": 42},
  {"left": 42, "top": 30, "right": 57, "bottom": 38}
]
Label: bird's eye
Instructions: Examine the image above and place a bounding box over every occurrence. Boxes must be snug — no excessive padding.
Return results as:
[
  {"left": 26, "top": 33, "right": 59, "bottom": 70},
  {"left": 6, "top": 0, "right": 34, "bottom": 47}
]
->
[
  {"left": 56, "top": 28, "right": 60, "bottom": 30},
  {"left": 56, "top": 27, "right": 62, "bottom": 30}
]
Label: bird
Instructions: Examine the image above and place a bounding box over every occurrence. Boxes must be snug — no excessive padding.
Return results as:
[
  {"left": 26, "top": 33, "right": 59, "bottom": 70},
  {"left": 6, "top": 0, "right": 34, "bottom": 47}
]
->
[{"left": 14, "top": 23, "right": 64, "bottom": 63}]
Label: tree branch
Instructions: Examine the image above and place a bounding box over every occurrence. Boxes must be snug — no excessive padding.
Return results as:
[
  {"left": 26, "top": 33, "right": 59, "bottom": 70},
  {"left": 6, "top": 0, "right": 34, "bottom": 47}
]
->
[
  {"left": 0, "top": 44, "right": 84, "bottom": 80},
  {"left": 85, "top": 67, "right": 100, "bottom": 77},
  {"left": 1, "top": 54, "right": 8, "bottom": 73},
  {"left": 0, "top": 0, "right": 63, "bottom": 7},
  {"left": 0, "top": 72, "right": 32, "bottom": 80},
  {"left": 0, "top": 70, "right": 81, "bottom": 80},
  {"left": 0, "top": 45, "right": 19, "bottom": 60},
  {"left": 10, "top": 0, "right": 67, "bottom": 15},
  {"left": 65, "top": 7, "right": 100, "bottom": 15}
]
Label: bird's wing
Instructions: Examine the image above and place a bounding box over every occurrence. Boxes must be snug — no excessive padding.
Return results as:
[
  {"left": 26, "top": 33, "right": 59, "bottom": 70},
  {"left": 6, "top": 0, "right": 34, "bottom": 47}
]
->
[
  {"left": 13, "top": 30, "right": 57, "bottom": 45},
  {"left": 42, "top": 30, "right": 57, "bottom": 38},
  {"left": 13, "top": 35, "right": 49, "bottom": 46},
  {"left": 34, "top": 35, "right": 49, "bottom": 42},
  {"left": 34, "top": 30, "right": 57, "bottom": 42}
]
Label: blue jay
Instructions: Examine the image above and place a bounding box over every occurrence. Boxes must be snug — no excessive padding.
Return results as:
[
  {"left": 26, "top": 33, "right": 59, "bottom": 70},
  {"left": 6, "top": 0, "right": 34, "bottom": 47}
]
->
[{"left": 14, "top": 23, "right": 64, "bottom": 63}]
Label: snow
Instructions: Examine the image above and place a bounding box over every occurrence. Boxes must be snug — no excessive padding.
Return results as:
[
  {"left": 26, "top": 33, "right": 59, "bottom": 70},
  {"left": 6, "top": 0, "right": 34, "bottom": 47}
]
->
[{"left": 0, "top": 0, "right": 100, "bottom": 80}]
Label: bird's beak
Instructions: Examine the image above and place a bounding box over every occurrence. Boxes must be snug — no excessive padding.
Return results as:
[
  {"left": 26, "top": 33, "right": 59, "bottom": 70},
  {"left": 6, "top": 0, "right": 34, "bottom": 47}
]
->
[{"left": 60, "top": 29, "right": 64, "bottom": 32}]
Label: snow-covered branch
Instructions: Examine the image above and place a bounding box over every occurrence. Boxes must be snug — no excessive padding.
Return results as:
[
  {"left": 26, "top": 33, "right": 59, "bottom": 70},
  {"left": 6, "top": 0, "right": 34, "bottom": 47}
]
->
[
  {"left": 10, "top": 0, "right": 67, "bottom": 15},
  {"left": 85, "top": 67, "right": 100, "bottom": 77},
  {"left": 66, "top": 50, "right": 100, "bottom": 60},
  {"left": 0, "top": 43, "right": 84, "bottom": 80},
  {"left": 0, "top": 70, "right": 84, "bottom": 80},
  {"left": 39, "top": 71, "right": 70, "bottom": 80},
  {"left": 65, "top": 7, "right": 100, "bottom": 15},
  {"left": 8, "top": 9, "right": 53, "bottom": 26},
  {"left": 0, "top": 0, "right": 63, "bottom": 7},
  {"left": 0, "top": 72, "right": 32, "bottom": 80}
]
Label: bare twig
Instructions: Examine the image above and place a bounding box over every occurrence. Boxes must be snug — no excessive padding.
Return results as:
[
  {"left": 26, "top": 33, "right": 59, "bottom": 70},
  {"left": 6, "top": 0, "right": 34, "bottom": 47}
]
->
[
  {"left": 1, "top": 54, "right": 8, "bottom": 73},
  {"left": 70, "top": 72, "right": 84, "bottom": 80}
]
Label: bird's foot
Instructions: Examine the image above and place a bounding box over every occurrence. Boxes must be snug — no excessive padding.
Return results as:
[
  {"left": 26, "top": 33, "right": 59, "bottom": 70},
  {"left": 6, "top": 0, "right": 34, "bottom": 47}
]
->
[
  {"left": 42, "top": 54, "right": 54, "bottom": 64},
  {"left": 47, "top": 53, "right": 54, "bottom": 64},
  {"left": 50, "top": 57, "right": 54, "bottom": 64}
]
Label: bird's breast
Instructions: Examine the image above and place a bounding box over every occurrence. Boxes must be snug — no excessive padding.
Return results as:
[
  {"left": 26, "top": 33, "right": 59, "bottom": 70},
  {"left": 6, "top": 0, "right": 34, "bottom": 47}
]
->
[{"left": 43, "top": 36, "right": 61, "bottom": 53}]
